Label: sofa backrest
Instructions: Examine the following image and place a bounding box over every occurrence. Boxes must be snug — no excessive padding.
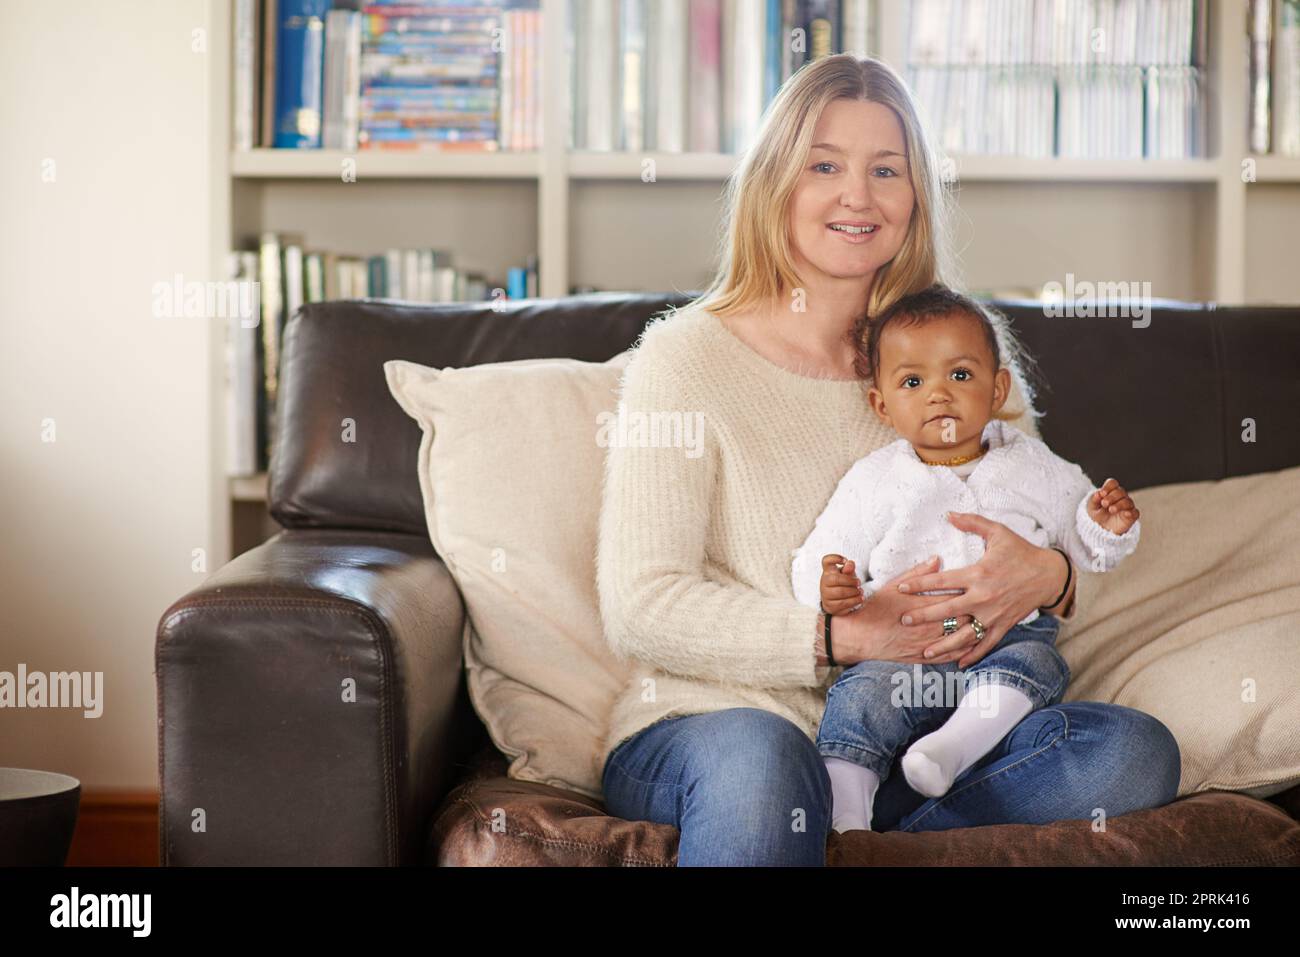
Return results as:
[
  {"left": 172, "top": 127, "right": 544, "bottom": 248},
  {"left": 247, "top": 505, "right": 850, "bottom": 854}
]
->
[
  {"left": 268, "top": 294, "right": 1300, "bottom": 535},
  {"left": 268, "top": 292, "right": 691, "bottom": 534}
]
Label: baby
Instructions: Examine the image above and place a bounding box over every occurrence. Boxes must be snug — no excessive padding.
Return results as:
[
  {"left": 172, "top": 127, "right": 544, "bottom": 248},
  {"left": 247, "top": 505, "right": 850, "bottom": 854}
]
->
[{"left": 790, "top": 284, "right": 1142, "bottom": 833}]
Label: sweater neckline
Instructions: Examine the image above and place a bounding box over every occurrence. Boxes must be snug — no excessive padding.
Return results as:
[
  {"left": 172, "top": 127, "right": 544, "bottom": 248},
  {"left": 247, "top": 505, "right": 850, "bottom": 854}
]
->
[
  {"left": 699, "top": 306, "right": 868, "bottom": 393},
  {"left": 900, "top": 419, "right": 1016, "bottom": 473}
]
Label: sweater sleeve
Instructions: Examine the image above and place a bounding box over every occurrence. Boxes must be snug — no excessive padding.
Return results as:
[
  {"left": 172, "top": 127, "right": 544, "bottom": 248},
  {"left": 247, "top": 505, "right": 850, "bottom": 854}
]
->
[
  {"left": 1044, "top": 450, "right": 1141, "bottom": 576},
  {"left": 595, "top": 333, "right": 826, "bottom": 690},
  {"left": 790, "top": 455, "right": 883, "bottom": 610}
]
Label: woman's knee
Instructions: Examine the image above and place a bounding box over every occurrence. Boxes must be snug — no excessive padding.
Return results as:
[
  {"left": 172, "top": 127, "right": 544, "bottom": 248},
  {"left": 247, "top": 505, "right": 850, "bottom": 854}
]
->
[
  {"left": 672, "top": 709, "right": 832, "bottom": 865},
  {"left": 1062, "top": 702, "right": 1182, "bottom": 815},
  {"left": 687, "top": 710, "right": 832, "bottom": 813},
  {"left": 1112, "top": 705, "right": 1182, "bottom": 805},
  {"left": 697, "top": 708, "right": 828, "bottom": 774}
]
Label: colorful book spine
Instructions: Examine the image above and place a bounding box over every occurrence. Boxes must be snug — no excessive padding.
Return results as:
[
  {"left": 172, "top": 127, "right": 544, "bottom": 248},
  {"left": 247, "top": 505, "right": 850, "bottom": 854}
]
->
[{"left": 272, "top": 0, "right": 331, "bottom": 148}]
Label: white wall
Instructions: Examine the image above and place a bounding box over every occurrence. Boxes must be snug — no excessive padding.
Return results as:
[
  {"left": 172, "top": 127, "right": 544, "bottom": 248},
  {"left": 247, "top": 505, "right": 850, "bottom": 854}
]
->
[{"left": 0, "top": 0, "right": 217, "bottom": 790}]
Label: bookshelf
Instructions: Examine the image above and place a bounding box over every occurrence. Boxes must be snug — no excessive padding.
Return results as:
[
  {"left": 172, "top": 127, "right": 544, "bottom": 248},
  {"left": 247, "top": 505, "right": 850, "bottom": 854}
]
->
[{"left": 210, "top": 0, "right": 1300, "bottom": 562}]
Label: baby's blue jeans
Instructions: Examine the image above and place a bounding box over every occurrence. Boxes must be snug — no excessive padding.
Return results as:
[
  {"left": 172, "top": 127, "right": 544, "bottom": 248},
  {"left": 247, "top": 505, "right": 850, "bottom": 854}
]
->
[{"left": 817, "top": 613, "right": 1070, "bottom": 778}]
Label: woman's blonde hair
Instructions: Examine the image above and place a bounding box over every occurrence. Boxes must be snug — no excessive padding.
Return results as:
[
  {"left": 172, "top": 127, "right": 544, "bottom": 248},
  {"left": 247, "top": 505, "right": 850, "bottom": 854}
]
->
[{"left": 670, "top": 54, "right": 1042, "bottom": 423}]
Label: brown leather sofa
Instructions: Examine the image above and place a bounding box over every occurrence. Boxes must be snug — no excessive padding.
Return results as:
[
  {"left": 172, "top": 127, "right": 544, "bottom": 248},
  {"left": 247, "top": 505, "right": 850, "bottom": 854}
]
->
[{"left": 156, "top": 292, "right": 1300, "bottom": 865}]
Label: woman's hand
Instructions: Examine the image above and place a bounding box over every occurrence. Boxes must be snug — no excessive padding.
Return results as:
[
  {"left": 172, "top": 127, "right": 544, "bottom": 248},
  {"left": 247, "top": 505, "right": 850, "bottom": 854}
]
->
[
  {"left": 888, "top": 512, "right": 1068, "bottom": 669},
  {"left": 833, "top": 556, "right": 981, "bottom": 667}
]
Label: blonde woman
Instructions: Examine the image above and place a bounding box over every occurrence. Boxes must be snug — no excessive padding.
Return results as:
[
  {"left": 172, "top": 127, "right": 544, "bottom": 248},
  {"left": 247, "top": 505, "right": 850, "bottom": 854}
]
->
[{"left": 595, "top": 55, "right": 1180, "bottom": 866}]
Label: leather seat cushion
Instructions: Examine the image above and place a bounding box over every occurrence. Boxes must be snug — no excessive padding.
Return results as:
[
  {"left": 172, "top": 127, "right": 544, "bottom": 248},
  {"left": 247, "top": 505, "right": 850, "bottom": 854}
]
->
[{"left": 427, "top": 744, "right": 1300, "bottom": 866}]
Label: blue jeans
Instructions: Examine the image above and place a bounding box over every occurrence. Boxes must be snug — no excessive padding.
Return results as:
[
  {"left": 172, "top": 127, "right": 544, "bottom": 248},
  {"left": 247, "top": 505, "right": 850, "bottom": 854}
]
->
[
  {"left": 601, "top": 675, "right": 1181, "bottom": 866},
  {"left": 817, "top": 614, "right": 1070, "bottom": 778}
]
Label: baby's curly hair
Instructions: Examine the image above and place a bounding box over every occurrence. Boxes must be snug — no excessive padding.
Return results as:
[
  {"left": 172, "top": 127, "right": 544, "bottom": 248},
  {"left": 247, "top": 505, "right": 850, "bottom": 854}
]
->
[{"left": 852, "top": 284, "right": 1003, "bottom": 386}]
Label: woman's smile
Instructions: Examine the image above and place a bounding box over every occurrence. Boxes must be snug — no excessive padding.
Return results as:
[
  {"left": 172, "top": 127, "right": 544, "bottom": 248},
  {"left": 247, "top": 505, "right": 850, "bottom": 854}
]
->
[{"left": 827, "top": 221, "right": 881, "bottom": 244}]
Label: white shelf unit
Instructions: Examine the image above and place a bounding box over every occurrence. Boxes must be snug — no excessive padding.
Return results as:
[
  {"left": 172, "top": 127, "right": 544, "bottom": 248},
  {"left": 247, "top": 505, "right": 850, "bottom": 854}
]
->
[{"left": 209, "top": 0, "right": 1300, "bottom": 561}]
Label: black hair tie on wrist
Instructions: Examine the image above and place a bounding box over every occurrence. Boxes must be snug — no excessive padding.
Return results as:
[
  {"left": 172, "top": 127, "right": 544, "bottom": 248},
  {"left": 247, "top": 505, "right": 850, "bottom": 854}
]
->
[
  {"left": 1046, "top": 546, "right": 1073, "bottom": 611},
  {"left": 821, "top": 605, "right": 837, "bottom": 667}
]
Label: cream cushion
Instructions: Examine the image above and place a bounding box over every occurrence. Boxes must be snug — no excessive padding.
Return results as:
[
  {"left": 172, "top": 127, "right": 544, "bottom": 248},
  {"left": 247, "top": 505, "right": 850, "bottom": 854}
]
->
[
  {"left": 384, "top": 353, "right": 633, "bottom": 800},
  {"left": 1060, "top": 464, "right": 1300, "bottom": 798}
]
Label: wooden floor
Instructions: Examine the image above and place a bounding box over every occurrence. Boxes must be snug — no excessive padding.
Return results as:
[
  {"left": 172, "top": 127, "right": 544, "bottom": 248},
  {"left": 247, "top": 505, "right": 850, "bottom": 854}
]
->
[{"left": 65, "top": 790, "right": 159, "bottom": 866}]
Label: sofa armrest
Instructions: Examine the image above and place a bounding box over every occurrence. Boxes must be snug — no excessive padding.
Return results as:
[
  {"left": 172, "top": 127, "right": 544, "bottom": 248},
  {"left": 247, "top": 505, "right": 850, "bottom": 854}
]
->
[{"left": 156, "top": 528, "right": 468, "bottom": 865}]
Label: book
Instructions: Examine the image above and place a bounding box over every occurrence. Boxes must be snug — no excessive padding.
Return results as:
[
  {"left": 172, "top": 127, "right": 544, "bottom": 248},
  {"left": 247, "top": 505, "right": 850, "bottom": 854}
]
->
[
  {"left": 1278, "top": 0, "right": 1300, "bottom": 155},
  {"left": 323, "top": 9, "right": 363, "bottom": 150},
  {"left": 1250, "top": 0, "right": 1272, "bottom": 154},
  {"left": 842, "top": 0, "right": 872, "bottom": 56},
  {"left": 257, "top": 231, "right": 285, "bottom": 464},
  {"left": 233, "top": 0, "right": 260, "bottom": 151},
  {"left": 688, "top": 0, "right": 722, "bottom": 153},
  {"left": 723, "top": 0, "right": 765, "bottom": 153},
  {"left": 806, "top": 0, "right": 840, "bottom": 62},
  {"left": 619, "top": 0, "right": 647, "bottom": 152},
  {"left": 272, "top": 0, "right": 330, "bottom": 148},
  {"left": 647, "top": 0, "right": 688, "bottom": 152},
  {"left": 260, "top": 0, "right": 278, "bottom": 147},
  {"left": 225, "top": 252, "right": 261, "bottom": 476},
  {"left": 577, "top": 0, "right": 619, "bottom": 150}
]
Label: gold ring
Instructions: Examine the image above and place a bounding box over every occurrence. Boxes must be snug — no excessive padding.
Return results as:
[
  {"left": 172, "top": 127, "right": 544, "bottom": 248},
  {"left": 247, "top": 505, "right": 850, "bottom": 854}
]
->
[{"left": 970, "top": 617, "right": 986, "bottom": 642}]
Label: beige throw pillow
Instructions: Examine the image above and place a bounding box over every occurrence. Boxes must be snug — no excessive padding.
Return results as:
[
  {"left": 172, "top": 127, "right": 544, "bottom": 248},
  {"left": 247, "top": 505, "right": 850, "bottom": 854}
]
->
[
  {"left": 384, "top": 353, "right": 634, "bottom": 800},
  {"left": 1060, "top": 464, "right": 1300, "bottom": 798}
]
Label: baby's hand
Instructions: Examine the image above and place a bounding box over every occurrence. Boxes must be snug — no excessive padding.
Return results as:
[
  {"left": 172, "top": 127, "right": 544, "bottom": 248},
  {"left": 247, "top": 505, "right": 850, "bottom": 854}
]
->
[
  {"left": 819, "top": 554, "right": 864, "bottom": 615},
  {"left": 1086, "top": 477, "right": 1140, "bottom": 535}
]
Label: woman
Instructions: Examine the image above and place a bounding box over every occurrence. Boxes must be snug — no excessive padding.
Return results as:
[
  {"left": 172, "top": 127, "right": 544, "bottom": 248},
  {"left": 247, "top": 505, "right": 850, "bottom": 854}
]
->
[{"left": 595, "top": 54, "right": 1180, "bottom": 866}]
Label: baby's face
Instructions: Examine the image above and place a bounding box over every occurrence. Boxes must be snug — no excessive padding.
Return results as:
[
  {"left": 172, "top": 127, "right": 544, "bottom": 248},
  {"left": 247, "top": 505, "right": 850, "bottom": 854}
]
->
[{"left": 867, "top": 312, "right": 1010, "bottom": 452}]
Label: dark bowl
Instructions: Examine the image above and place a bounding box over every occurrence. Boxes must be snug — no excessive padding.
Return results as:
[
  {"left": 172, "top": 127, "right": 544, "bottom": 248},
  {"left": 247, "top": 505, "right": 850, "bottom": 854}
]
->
[{"left": 0, "top": 768, "right": 82, "bottom": 866}]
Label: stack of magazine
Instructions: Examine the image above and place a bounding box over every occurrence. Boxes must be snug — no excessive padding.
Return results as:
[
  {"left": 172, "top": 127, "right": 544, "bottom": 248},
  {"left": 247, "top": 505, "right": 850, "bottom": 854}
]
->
[{"left": 906, "top": 0, "right": 1208, "bottom": 159}]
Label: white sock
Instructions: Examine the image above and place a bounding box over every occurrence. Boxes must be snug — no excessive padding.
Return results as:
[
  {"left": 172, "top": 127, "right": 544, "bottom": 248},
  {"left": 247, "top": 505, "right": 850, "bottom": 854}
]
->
[
  {"left": 824, "top": 757, "right": 880, "bottom": 832},
  {"left": 901, "top": 684, "right": 1036, "bottom": 798}
]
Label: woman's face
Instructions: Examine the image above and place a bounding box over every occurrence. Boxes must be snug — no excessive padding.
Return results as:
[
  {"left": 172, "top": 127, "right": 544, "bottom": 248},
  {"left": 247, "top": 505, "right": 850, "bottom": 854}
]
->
[{"left": 787, "top": 98, "right": 915, "bottom": 291}]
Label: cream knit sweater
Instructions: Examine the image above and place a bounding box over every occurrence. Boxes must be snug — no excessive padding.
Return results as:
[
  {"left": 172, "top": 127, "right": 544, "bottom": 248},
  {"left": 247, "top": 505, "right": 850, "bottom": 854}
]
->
[{"left": 595, "top": 301, "right": 1063, "bottom": 768}]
